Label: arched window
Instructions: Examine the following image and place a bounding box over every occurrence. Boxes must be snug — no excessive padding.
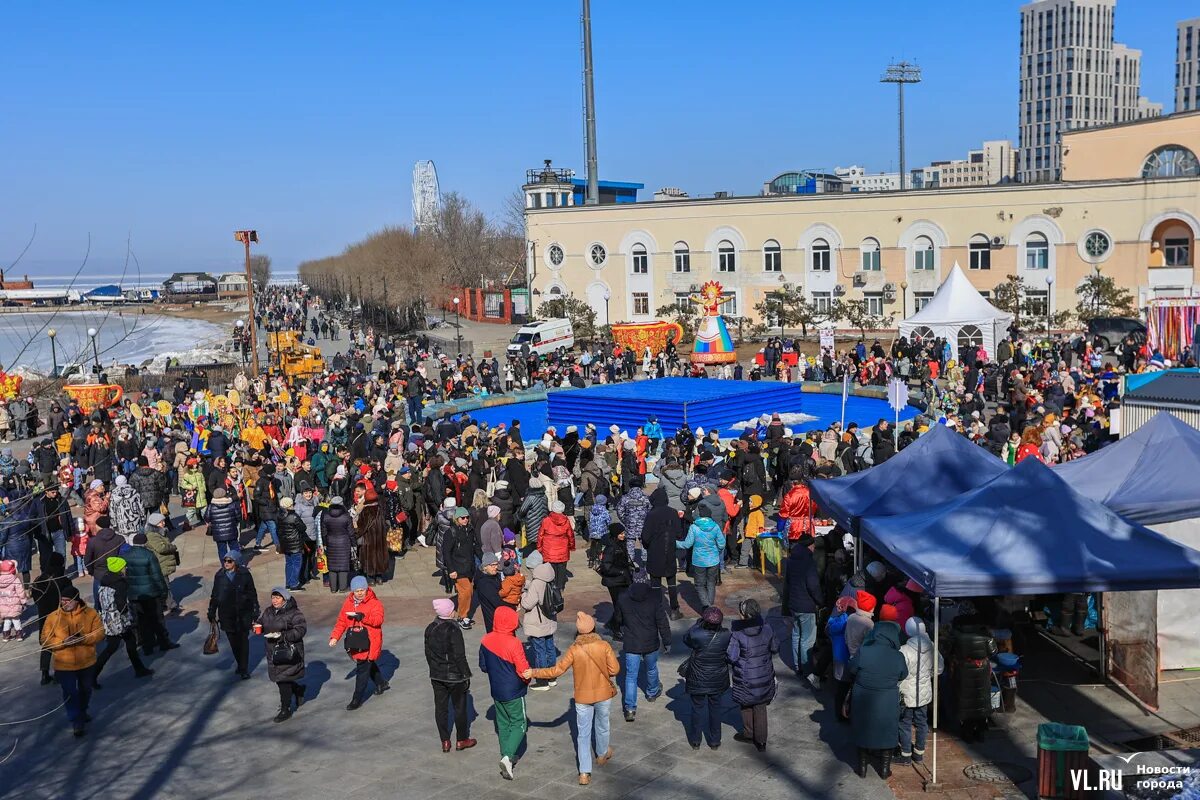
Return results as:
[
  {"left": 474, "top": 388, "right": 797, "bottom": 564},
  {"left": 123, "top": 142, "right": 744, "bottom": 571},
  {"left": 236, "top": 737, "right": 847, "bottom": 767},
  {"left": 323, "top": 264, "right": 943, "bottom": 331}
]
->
[
  {"left": 860, "top": 238, "right": 881, "bottom": 271},
  {"left": 913, "top": 236, "right": 935, "bottom": 271},
  {"left": 763, "top": 239, "right": 781, "bottom": 272},
  {"left": 811, "top": 238, "right": 831, "bottom": 271},
  {"left": 547, "top": 285, "right": 563, "bottom": 297},
  {"left": 631, "top": 243, "right": 648, "bottom": 274},
  {"left": 673, "top": 242, "right": 691, "bottom": 273},
  {"left": 911, "top": 326, "right": 935, "bottom": 342},
  {"left": 1025, "top": 233, "right": 1049, "bottom": 269},
  {"left": 1142, "top": 146, "right": 1200, "bottom": 179},
  {"left": 718, "top": 240, "right": 736, "bottom": 272},
  {"left": 968, "top": 234, "right": 991, "bottom": 270},
  {"left": 957, "top": 324, "right": 983, "bottom": 350}
]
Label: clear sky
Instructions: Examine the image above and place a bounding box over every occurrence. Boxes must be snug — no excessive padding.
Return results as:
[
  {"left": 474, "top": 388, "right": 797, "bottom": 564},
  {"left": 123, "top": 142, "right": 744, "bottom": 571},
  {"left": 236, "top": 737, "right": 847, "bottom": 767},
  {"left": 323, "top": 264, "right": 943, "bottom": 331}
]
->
[{"left": 0, "top": 1, "right": 1191, "bottom": 278}]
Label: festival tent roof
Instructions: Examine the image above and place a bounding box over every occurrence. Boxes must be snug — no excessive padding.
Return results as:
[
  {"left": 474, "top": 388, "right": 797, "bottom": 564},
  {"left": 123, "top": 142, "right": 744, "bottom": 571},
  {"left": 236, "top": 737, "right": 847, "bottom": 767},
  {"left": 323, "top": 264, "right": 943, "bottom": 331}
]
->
[
  {"left": 897, "top": 263, "right": 1013, "bottom": 355},
  {"left": 808, "top": 424, "right": 1008, "bottom": 531},
  {"left": 1052, "top": 411, "right": 1200, "bottom": 524},
  {"left": 859, "top": 458, "right": 1200, "bottom": 597}
]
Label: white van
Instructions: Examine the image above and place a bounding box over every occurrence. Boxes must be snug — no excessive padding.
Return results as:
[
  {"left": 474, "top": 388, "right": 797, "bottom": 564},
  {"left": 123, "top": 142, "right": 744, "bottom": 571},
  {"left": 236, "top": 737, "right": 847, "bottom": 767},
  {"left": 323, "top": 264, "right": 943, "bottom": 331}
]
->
[{"left": 507, "top": 318, "right": 574, "bottom": 358}]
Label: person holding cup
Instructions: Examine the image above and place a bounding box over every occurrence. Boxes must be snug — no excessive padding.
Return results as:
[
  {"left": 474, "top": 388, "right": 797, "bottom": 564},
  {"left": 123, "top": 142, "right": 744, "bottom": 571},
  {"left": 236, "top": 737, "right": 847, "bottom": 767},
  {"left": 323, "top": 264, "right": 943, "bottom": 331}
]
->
[
  {"left": 328, "top": 575, "right": 387, "bottom": 710},
  {"left": 258, "top": 587, "right": 308, "bottom": 723}
]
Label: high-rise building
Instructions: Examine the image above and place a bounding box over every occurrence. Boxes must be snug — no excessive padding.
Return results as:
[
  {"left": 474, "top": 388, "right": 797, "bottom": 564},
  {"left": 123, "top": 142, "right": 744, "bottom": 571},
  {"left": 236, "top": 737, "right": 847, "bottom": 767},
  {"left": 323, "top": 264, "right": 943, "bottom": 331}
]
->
[
  {"left": 1179, "top": 18, "right": 1200, "bottom": 113},
  {"left": 1018, "top": 0, "right": 1116, "bottom": 182},
  {"left": 1113, "top": 43, "right": 1142, "bottom": 122},
  {"left": 1137, "top": 97, "right": 1164, "bottom": 119}
]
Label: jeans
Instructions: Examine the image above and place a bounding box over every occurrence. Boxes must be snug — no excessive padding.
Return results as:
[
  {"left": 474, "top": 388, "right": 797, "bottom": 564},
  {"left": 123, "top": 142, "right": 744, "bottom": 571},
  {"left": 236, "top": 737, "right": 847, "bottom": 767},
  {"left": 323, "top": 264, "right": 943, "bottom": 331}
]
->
[
  {"left": 215, "top": 541, "right": 241, "bottom": 564},
  {"left": 575, "top": 698, "right": 611, "bottom": 774},
  {"left": 687, "top": 692, "right": 723, "bottom": 746},
  {"left": 791, "top": 612, "right": 817, "bottom": 676},
  {"left": 256, "top": 520, "right": 278, "bottom": 549},
  {"left": 899, "top": 705, "right": 930, "bottom": 758},
  {"left": 284, "top": 553, "right": 303, "bottom": 589},
  {"left": 407, "top": 395, "right": 423, "bottom": 424},
  {"left": 529, "top": 635, "right": 556, "bottom": 669},
  {"left": 693, "top": 565, "right": 719, "bottom": 609},
  {"left": 57, "top": 666, "right": 95, "bottom": 726},
  {"left": 622, "top": 650, "right": 660, "bottom": 711},
  {"left": 432, "top": 679, "right": 471, "bottom": 741}
]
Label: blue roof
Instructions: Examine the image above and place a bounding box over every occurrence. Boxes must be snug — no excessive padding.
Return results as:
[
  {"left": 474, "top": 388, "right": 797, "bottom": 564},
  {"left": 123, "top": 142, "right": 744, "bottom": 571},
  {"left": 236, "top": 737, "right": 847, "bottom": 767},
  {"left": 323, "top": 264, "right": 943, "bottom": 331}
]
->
[
  {"left": 569, "top": 178, "right": 645, "bottom": 190},
  {"left": 860, "top": 458, "right": 1200, "bottom": 597}
]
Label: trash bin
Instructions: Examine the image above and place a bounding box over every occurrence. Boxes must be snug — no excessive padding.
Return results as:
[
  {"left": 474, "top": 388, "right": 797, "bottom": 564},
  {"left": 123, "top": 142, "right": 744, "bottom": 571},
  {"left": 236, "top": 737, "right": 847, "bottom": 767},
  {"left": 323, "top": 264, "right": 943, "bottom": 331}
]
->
[{"left": 1037, "top": 723, "right": 1089, "bottom": 799}]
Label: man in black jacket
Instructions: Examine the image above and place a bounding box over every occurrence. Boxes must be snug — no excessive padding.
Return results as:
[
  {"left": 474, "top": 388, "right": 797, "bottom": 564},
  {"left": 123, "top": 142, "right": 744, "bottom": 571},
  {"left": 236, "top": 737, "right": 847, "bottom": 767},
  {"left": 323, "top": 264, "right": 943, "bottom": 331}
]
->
[
  {"left": 208, "top": 553, "right": 259, "bottom": 679},
  {"left": 277, "top": 496, "right": 307, "bottom": 591},
  {"left": 473, "top": 553, "right": 505, "bottom": 633},
  {"left": 424, "top": 598, "right": 475, "bottom": 750},
  {"left": 253, "top": 465, "right": 281, "bottom": 551},
  {"left": 641, "top": 488, "right": 683, "bottom": 620},
  {"left": 617, "top": 582, "right": 671, "bottom": 722},
  {"left": 441, "top": 508, "right": 480, "bottom": 630},
  {"left": 781, "top": 536, "right": 824, "bottom": 689}
]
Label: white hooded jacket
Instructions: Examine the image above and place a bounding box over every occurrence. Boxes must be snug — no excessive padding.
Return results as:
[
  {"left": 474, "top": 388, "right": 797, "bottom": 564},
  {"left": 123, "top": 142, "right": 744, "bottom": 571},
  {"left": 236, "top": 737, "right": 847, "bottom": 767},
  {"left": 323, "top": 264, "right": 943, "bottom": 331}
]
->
[{"left": 899, "top": 618, "right": 944, "bottom": 708}]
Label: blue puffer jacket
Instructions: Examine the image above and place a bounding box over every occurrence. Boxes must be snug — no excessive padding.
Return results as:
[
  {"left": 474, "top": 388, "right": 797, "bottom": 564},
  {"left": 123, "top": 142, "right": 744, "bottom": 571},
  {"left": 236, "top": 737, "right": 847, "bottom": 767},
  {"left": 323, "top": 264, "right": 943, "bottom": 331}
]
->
[
  {"left": 827, "top": 611, "right": 850, "bottom": 664},
  {"left": 677, "top": 517, "right": 724, "bottom": 568},
  {"left": 204, "top": 497, "right": 242, "bottom": 544},
  {"left": 727, "top": 617, "right": 779, "bottom": 707}
]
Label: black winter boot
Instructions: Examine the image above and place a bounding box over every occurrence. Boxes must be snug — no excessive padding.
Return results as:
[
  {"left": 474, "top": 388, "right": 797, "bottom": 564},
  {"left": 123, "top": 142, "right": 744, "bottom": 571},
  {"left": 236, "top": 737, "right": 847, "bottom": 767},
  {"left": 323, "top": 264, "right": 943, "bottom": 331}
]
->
[
  {"left": 856, "top": 748, "right": 870, "bottom": 778},
  {"left": 879, "top": 748, "right": 893, "bottom": 779},
  {"left": 274, "top": 706, "right": 292, "bottom": 723}
]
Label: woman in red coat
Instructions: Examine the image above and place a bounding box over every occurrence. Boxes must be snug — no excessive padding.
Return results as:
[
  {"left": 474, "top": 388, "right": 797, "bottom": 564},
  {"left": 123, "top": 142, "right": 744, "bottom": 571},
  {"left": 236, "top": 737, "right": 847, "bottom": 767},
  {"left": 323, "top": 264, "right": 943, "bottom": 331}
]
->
[
  {"left": 778, "top": 468, "right": 813, "bottom": 541},
  {"left": 537, "top": 501, "right": 576, "bottom": 592},
  {"left": 328, "top": 576, "right": 388, "bottom": 709}
]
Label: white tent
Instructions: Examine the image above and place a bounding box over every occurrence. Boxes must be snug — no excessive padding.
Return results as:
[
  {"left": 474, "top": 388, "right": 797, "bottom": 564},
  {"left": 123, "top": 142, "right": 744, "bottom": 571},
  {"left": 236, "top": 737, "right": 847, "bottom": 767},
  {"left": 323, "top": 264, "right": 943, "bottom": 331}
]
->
[{"left": 897, "top": 262, "right": 1013, "bottom": 358}]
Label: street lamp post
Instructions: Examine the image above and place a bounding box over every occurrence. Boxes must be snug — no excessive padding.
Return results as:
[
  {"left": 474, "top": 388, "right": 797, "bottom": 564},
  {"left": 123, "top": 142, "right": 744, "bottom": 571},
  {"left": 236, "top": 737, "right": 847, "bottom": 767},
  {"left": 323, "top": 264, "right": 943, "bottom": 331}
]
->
[
  {"left": 87, "top": 327, "right": 99, "bottom": 372},
  {"left": 601, "top": 288, "right": 610, "bottom": 326},
  {"left": 900, "top": 281, "right": 908, "bottom": 320},
  {"left": 453, "top": 297, "right": 462, "bottom": 355},
  {"left": 1045, "top": 275, "right": 1054, "bottom": 334},
  {"left": 234, "top": 230, "right": 260, "bottom": 375},
  {"left": 235, "top": 319, "right": 247, "bottom": 366},
  {"left": 48, "top": 329, "right": 58, "bottom": 378}
]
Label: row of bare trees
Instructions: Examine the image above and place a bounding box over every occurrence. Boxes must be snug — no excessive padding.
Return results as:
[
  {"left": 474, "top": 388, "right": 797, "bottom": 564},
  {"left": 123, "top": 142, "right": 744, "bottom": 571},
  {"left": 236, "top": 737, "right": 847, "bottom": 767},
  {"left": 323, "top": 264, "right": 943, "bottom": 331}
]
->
[{"left": 298, "top": 192, "right": 524, "bottom": 331}]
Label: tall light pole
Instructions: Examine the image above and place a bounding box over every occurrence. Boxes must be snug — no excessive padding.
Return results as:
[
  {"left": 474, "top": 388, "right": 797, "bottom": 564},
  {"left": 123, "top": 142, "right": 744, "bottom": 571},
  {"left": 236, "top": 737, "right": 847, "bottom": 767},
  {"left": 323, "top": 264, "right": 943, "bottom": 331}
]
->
[
  {"left": 235, "top": 319, "right": 247, "bottom": 366},
  {"left": 87, "top": 327, "right": 99, "bottom": 372},
  {"left": 881, "top": 61, "right": 922, "bottom": 191},
  {"left": 1045, "top": 274, "right": 1054, "bottom": 334},
  {"left": 601, "top": 288, "right": 610, "bottom": 326},
  {"left": 581, "top": 0, "right": 600, "bottom": 205},
  {"left": 453, "top": 297, "right": 462, "bottom": 355},
  {"left": 234, "top": 230, "right": 260, "bottom": 375},
  {"left": 48, "top": 329, "right": 58, "bottom": 378},
  {"left": 900, "top": 281, "right": 909, "bottom": 320}
]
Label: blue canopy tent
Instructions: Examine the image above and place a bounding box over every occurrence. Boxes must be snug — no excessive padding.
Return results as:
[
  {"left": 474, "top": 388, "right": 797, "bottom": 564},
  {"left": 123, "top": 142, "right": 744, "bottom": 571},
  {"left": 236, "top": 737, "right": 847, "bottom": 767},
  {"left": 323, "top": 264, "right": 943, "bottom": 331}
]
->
[
  {"left": 809, "top": 424, "right": 1008, "bottom": 533},
  {"left": 1052, "top": 411, "right": 1200, "bottom": 525},
  {"left": 858, "top": 458, "right": 1200, "bottom": 783}
]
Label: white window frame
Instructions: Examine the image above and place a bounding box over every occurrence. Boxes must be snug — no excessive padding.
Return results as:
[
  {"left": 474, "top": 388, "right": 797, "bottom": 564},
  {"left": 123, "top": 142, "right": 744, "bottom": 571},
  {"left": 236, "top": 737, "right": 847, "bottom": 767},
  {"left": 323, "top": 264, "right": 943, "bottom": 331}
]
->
[
  {"left": 717, "top": 240, "right": 737, "bottom": 272},
  {"left": 1025, "top": 288, "right": 1049, "bottom": 317},
  {"left": 673, "top": 242, "right": 691, "bottom": 273},
  {"left": 913, "top": 236, "right": 935, "bottom": 271},
  {"left": 811, "top": 239, "right": 831, "bottom": 272},
  {"left": 1025, "top": 234, "right": 1049, "bottom": 269},
  {"left": 864, "top": 293, "right": 884, "bottom": 316},
  {"left": 860, "top": 238, "right": 881, "bottom": 271},
  {"left": 763, "top": 240, "right": 782, "bottom": 272},
  {"left": 674, "top": 292, "right": 695, "bottom": 315},
  {"left": 968, "top": 235, "right": 991, "bottom": 270},
  {"left": 811, "top": 291, "right": 832, "bottom": 314},
  {"left": 913, "top": 292, "right": 934, "bottom": 312},
  {"left": 632, "top": 292, "right": 650, "bottom": 316},
  {"left": 632, "top": 243, "right": 648, "bottom": 274}
]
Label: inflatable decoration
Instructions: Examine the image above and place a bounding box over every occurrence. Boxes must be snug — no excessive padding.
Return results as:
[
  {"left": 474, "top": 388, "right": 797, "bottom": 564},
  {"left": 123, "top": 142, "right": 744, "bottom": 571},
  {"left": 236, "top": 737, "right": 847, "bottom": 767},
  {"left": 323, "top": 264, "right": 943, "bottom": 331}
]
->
[
  {"left": 0, "top": 372, "right": 23, "bottom": 401},
  {"left": 610, "top": 320, "right": 685, "bottom": 355},
  {"left": 690, "top": 280, "right": 737, "bottom": 364}
]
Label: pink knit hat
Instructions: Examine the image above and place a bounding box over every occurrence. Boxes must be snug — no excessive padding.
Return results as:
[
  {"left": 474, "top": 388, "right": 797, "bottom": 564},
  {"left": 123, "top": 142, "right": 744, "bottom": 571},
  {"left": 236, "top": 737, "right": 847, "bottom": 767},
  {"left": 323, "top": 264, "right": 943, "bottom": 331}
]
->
[{"left": 432, "top": 598, "right": 455, "bottom": 619}]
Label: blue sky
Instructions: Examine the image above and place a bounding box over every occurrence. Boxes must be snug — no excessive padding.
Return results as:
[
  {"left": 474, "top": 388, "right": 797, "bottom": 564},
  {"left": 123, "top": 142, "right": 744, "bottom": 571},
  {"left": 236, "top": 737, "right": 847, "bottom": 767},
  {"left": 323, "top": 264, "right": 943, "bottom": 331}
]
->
[{"left": 0, "top": 1, "right": 1191, "bottom": 277}]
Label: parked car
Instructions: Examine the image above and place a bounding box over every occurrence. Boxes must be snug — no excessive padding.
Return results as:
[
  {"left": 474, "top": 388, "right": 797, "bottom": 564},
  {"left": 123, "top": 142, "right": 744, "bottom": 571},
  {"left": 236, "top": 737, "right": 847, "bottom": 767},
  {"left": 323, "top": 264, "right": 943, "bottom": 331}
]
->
[{"left": 1087, "top": 317, "right": 1146, "bottom": 352}]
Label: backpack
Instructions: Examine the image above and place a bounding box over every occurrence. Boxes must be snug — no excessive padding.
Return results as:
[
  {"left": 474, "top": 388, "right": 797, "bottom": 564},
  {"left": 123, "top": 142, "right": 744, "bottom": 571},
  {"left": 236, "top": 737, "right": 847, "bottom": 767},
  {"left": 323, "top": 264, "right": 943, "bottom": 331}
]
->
[{"left": 539, "top": 579, "right": 564, "bottom": 620}]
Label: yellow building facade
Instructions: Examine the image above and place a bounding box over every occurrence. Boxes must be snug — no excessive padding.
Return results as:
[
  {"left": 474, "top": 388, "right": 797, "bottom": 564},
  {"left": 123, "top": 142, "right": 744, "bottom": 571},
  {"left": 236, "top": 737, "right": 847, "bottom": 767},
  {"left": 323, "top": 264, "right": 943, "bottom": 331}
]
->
[{"left": 526, "top": 113, "right": 1200, "bottom": 328}]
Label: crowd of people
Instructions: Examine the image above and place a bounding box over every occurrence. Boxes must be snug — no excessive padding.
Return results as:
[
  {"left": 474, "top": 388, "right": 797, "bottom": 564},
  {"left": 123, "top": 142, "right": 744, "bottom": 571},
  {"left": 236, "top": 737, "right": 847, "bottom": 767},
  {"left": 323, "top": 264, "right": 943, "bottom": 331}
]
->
[{"left": 0, "top": 281, "right": 1155, "bottom": 785}]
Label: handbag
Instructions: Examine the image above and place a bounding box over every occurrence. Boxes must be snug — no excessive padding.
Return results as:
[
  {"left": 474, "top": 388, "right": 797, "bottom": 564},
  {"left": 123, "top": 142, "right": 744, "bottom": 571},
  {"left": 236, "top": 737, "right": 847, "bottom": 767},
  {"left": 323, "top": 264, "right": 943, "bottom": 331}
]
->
[
  {"left": 677, "top": 630, "right": 719, "bottom": 678},
  {"left": 315, "top": 546, "right": 328, "bottom": 574},
  {"left": 344, "top": 622, "right": 370, "bottom": 654},
  {"left": 272, "top": 639, "right": 302, "bottom": 666},
  {"left": 203, "top": 622, "right": 220, "bottom": 655},
  {"left": 386, "top": 528, "right": 405, "bottom": 554}
]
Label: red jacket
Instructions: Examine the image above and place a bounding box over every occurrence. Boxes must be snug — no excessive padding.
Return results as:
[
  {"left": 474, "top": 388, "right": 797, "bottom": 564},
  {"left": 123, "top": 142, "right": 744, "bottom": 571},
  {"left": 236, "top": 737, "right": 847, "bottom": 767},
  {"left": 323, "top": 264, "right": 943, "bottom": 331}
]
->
[
  {"left": 330, "top": 587, "right": 385, "bottom": 661},
  {"left": 537, "top": 512, "right": 576, "bottom": 564},
  {"left": 779, "top": 483, "right": 813, "bottom": 539}
]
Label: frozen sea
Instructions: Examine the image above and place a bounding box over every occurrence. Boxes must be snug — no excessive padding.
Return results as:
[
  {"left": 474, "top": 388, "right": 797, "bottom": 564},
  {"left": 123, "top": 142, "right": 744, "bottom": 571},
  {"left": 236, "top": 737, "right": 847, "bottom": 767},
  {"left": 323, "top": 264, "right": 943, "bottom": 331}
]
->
[{"left": 0, "top": 310, "right": 226, "bottom": 373}]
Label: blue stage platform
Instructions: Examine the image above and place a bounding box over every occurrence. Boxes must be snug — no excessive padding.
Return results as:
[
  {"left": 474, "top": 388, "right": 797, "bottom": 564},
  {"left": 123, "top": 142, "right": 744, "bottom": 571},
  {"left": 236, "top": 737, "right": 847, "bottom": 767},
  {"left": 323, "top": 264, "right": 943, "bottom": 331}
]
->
[{"left": 546, "top": 378, "right": 805, "bottom": 437}]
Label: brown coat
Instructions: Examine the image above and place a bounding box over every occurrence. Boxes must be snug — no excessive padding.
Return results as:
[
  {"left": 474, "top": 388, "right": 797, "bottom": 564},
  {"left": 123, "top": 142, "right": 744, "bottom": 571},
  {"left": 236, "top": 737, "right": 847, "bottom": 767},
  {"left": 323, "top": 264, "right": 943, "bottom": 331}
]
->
[
  {"left": 42, "top": 603, "right": 105, "bottom": 671},
  {"left": 499, "top": 573, "right": 525, "bottom": 606},
  {"left": 531, "top": 632, "right": 620, "bottom": 705}
]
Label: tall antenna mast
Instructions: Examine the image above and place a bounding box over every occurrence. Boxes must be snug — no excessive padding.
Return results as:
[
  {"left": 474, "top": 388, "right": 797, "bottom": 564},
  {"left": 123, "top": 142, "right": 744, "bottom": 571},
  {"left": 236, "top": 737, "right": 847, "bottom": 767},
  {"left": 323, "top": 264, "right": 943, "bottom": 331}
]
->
[
  {"left": 880, "top": 61, "right": 922, "bottom": 191},
  {"left": 581, "top": 0, "right": 599, "bottom": 206}
]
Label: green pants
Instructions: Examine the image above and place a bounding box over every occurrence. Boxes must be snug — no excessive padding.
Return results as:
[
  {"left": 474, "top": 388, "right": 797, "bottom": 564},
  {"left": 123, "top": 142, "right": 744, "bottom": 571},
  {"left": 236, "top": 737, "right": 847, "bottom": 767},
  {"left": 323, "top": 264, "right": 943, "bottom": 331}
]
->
[{"left": 494, "top": 697, "right": 527, "bottom": 759}]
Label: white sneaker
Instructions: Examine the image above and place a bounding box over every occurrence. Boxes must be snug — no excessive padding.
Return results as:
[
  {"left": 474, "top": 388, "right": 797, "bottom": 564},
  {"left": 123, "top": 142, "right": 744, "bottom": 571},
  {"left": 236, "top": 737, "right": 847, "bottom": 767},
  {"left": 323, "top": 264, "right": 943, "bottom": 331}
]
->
[
  {"left": 417, "top": 535, "right": 428, "bottom": 548},
  {"left": 499, "top": 756, "right": 514, "bottom": 780}
]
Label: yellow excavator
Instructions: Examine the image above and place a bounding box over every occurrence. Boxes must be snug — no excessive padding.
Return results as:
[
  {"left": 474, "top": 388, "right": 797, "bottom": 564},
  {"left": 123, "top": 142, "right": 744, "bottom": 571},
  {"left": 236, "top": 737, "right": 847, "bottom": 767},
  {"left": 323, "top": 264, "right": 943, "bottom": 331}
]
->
[{"left": 266, "top": 330, "right": 325, "bottom": 380}]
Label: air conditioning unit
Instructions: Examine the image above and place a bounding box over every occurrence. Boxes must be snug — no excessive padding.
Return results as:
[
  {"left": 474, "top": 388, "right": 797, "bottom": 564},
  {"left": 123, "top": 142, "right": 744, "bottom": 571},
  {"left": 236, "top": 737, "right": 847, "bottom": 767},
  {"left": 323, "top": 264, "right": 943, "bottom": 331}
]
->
[
  {"left": 883, "top": 282, "right": 896, "bottom": 293},
  {"left": 991, "top": 236, "right": 1006, "bottom": 247},
  {"left": 852, "top": 272, "right": 867, "bottom": 287},
  {"left": 833, "top": 284, "right": 847, "bottom": 296}
]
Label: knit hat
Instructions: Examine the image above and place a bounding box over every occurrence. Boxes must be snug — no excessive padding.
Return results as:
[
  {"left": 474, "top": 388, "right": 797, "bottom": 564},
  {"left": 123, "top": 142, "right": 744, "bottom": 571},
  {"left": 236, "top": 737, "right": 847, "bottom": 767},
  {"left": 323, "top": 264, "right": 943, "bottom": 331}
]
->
[
  {"left": 329, "top": 496, "right": 344, "bottom": 506},
  {"left": 502, "top": 528, "right": 516, "bottom": 544},
  {"left": 481, "top": 552, "right": 500, "bottom": 568},
  {"left": 115, "top": 475, "right": 128, "bottom": 486},
  {"left": 576, "top": 611, "right": 596, "bottom": 635},
  {"left": 453, "top": 507, "right": 470, "bottom": 520},
  {"left": 432, "top": 598, "right": 455, "bottom": 619},
  {"left": 147, "top": 512, "right": 166, "bottom": 526},
  {"left": 487, "top": 504, "right": 501, "bottom": 518},
  {"left": 879, "top": 604, "right": 899, "bottom": 622},
  {"left": 528, "top": 477, "right": 543, "bottom": 489},
  {"left": 550, "top": 500, "right": 565, "bottom": 513},
  {"left": 279, "top": 496, "right": 294, "bottom": 509},
  {"left": 525, "top": 551, "right": 544, "bottom": 569},
  {"left": 701, "top": 606, "right": 724, "bottom": 626},
  {"left": 106, "top": 556, "right": 127, "bottom": 573},
  {"left": 443, "top": 497, "right": 457, "bottom": 509},
  {"left": 89, "top": 479, "right": 104, "bottom": 490},
  {"left": 855, "top": 590, "right": 876, "bottom": 613},
  {"left": 132, "top": 533, "right": 148, "bottom": 545},
  {"left": 271, "top": 586, "right": 292, "bottom": 601},
  {"left": 213, "top": 487, "right": 227, "bottom": 499},
  {"left": 865, "top": 561, "right": 886, "bottom": 581},
  {"left": 61, "top": 584, "right": 81, "bottom": 601},
  {"left": 350, "top": 575, "right": 369, "bottom": 591}
]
